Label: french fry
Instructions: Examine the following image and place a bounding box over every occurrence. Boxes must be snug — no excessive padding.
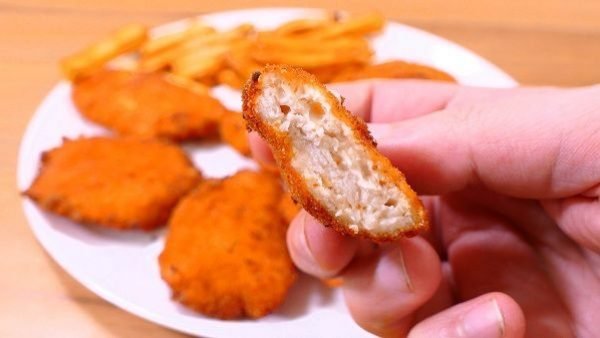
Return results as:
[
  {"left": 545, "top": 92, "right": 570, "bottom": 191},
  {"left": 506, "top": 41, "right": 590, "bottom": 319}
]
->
[
  {"left": 272, "top": 17, "right": 334, "bottom": 36},
  {"left": 302, "top": 13, "right": 384, "bottom": 40},
  {"left": 140, "top": 23, "right": 216, "bottom": 56},
  {"left": 62, "top": 14, "right": 394, "bottom": 89},
  {"left": 224, "top": 43, "right": 262, "bottom": 79},
  {"left": 255, "top": 34, "right": 369, "bottom": 52},
  {"left": 172, "top": 56, "right": 224, "bottom": 79},
  {"left": 138, "top": 47, "right": 180, "bottom": 71},
  {"left": 61, "top": 23, "right": 148, "bottom": 80},
  {"left": 252, "top": 48, "right": 371, "bottom": 68},
  {"left": 138, "top": 24, "right": 252, "bottom": 72},
  {"left": 171, "top": 43, "right": 231, "bottom": 78},
  {"left": 251, "top": 36, "right": 372, "bottom": 68},
  {"left": 308, "top": 62, "right": 365, "bottom": 83},
  {"left": 177, "top": 23, "right": 254, "bottom": 55},
  {"left": 164, "top": 73, "right": 211, "bottom": 95},
  {"left": 108, "top": 54, "right": 140, "bottom": 71}
]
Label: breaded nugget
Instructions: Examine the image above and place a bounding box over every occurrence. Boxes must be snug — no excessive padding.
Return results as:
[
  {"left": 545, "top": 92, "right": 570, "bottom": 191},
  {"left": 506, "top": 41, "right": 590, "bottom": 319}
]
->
[
  {"left": 72, "top": 69, "right": 225, "bottom": 140},
  {"left": 332, "top": 60, "right": 455, "bottom": 83},
  {"left": 243, "top": 65, "right": 427, "bottom": 241},
  {"left": 159, "top": 170, "right": 297, "bottom": 319},
  {"left": 218, "top": 110, "right": 250, "bottom": 156},
  {"left": 24, "top": 137, "right": 201, "bottom": 230},
  {"left": 278, "top": 191, "right": 301, "bottom": 224}
]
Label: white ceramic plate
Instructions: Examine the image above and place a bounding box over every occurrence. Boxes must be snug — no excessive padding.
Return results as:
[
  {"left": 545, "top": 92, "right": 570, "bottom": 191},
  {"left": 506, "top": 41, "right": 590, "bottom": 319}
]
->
[{"left": 17, "top": 8, "right": 517, "bottom": 338}]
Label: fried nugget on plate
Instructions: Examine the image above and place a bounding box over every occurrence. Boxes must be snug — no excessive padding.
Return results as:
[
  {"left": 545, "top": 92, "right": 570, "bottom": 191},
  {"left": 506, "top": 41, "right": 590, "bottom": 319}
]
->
[
  {"left": 159, "top": 170, "right": 296, "bottom": 319},
  {"left": 243, "top": 65, "right": 427, "bottom": 241},
  {"left": 218, "top": 110, "right": 250, "bottom": 156},
  {"left": 72, "top": 69, "right": 225, "bottom": 140},
  {"left": 278, "top": 191, "right": 300, "bottom": 224},
  {"left": 332, "top": 60, "right": 455, "bottom": 83},
  {"left": 24, "top": 137, "right": 201, "bottom": 230}
]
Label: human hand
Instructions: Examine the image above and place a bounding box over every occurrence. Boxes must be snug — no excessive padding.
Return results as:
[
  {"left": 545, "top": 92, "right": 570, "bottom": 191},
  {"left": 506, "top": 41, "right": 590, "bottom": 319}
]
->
[{"left": 250, "top": 80, "right": 600, "bottom": 337}]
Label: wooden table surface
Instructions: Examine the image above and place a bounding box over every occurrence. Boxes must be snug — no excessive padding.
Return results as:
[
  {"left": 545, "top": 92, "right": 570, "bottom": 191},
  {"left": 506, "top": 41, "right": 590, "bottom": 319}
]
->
[{"left": 1, "top": 1, "right": 599, "bottom": 336}]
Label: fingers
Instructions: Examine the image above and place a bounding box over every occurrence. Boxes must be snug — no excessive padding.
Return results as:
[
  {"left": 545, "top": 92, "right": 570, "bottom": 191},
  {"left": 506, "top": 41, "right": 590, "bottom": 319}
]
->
[
  {"left": 327, "top": 81, "right": 373, "bottom": 120},
  {"left": 408, "top": 292, "right": 525, "bottom": 338},
  {"left": 287, "top": 211, "right": 443, "bottom": 337},
  {"left": 441, "top": 192, "right": 574, "bottom": 337},
  {"left": 368, "top": 86, "right": 600, "bottom": 198},
  {"left": 286, "top": 211, "right": 357, "bottom": 278},
  {"left": 329, "top": 80, "right": 457, "bottom": 122},
  {"left": 367, "top": 113, "right": 474, "bottom": 195},
  {"left": 248, "top": 132, "right": 274, "bottom": 164},
  {"left": 342, "top": 237, "right": 442, "bottom": 337},
  {"left": 542, "top": 196, "right": 600, "bottom": 252},
  {"left": 471, "top": 190, "right": 600, "bottom": 337}
]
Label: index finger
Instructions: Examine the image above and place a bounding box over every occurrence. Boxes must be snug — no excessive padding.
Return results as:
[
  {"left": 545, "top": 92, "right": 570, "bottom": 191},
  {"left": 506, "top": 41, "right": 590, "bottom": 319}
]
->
[{"left": 328, "top": 80, "right": 457, "bottom": 122}]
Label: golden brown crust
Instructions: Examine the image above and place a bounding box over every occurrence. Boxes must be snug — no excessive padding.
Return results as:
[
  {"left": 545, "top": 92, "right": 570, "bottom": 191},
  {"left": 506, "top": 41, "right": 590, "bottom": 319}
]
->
[
  {"left": 24, "top": 137, "right": 201, "bottom": 230},
  {"left": 278, "top": 191, "right": 301, "bottom": 224},
  {"left": 218, "top": 110, "right": 251, "bottom": 156},
  {"left": 158, "top": 170, "right": 297, "bottom": 319},
  {"left": 242, "top": 65, "right": 428, "bottom": 242},
  {"left": 72, "top": 69, "right": 225, "bottom": 141}
]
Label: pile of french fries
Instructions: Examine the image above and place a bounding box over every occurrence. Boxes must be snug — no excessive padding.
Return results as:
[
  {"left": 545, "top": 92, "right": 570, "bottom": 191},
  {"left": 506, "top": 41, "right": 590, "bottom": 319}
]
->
[
  {"left": 61, "top": 12, "right": 456, "bottom": 90},
  {"left": 60, "top": 13, "right": 386, "bottom": 88}
]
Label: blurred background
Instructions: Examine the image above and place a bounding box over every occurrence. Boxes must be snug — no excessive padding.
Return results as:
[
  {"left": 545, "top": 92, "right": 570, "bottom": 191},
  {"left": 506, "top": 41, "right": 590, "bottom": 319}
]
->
[{"left": 1, "top": 1, "right": 599, "bottom": 337}]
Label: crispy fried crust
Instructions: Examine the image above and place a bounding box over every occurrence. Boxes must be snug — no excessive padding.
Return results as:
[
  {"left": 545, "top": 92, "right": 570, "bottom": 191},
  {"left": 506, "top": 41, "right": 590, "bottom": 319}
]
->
[
  {"left": 242, "top": 65, "right": 428, "bottom": 241},
  {"left": 332, "top": 60, "right": 455, "bottom": 83},
  {"left": 278, "top": 191, "right": 301, "bottom": 224},
  {"left": 24, "top": 137, "right": 201, "bottom": 230},
  {"left": 159, "top": 170, "right": 297, "bottom": 319},
  {"left": 72, "top": 69, "right": 225, "bottom": 141},
  {"left": 218, "top": 110, "right": 251, "bottom": 156}
]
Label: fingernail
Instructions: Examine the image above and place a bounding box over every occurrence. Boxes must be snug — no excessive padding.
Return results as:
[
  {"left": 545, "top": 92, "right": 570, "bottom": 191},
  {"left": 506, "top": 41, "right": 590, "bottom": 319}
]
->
[{"left": 461, "top": 299, "right": 505, "bottom": 338}]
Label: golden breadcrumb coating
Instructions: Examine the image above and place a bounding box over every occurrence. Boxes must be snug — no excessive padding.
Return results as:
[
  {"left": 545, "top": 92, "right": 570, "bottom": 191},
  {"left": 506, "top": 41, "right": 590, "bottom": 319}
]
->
[
  {"left": 24, "top": 137, "right": 201, "bottom": 230},
  {"left": 159, "top": 170, "right": 297, "bottom": 319},
  {"left": 243, "top": 65, "right": 427, "bottom": 241},
  {"left": 72, "top": 69, "right": 225, "bottom": 140},
  {"left": 278, "top": 191, "right": 301, "bottom": 224},
  {"left": 332, "top": 60, "right": 455, "bottom": 83},
  {"left": 219, "top": 110, "right": 251, "bottom": 156}
]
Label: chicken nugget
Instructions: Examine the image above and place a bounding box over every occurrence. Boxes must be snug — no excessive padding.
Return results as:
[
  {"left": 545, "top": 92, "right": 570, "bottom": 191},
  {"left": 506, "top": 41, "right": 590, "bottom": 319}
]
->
[
  {"left": 72, "top": 69, "right": 225, "bottom": 141},
  {"left": 24, "top": 137, "right": 201, "bottom": 230},
  {"left": 332, "top": 60, "right": 455, "bottom": 83},
  {"left": 218, "top": 110, "right": 250, "bottom": 156},
  {"left": 278, "top": 191, "right": 300, "bottom": 224},
  {"left": 243, "top": 65, "right": 427, "bottom": 241},
  {"left": 159, "top": 170, "right": 297, "bottom": 319}
]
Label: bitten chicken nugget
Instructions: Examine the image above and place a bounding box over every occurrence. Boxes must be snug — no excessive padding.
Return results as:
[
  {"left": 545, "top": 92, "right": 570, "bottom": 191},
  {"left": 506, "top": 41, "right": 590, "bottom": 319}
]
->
[
  {"left": 218, "top": 110, "right": 250, "bottom": 156},
  {"left": 243, "top": 65, "right": 428, "bottom": 241},
  {"left": 72, "top": 69, "right": 225, "bottom": 141},
  {"left": 159, "top": 170, "right": 297, "bottom": 319},
  {"left": 278, "top": 191, "right": 300, "bottom": 224},
  {"left": 24, "top": 137, "right": 201, "bottom": 230}
]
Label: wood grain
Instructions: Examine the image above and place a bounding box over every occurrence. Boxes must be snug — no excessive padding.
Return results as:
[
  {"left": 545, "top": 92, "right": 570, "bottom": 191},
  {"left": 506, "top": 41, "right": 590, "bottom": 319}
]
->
[{"left": 0, "top": 1, "right": 598, "bottom": 337}]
